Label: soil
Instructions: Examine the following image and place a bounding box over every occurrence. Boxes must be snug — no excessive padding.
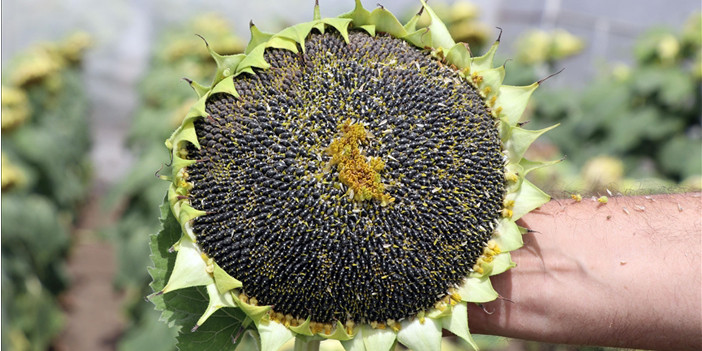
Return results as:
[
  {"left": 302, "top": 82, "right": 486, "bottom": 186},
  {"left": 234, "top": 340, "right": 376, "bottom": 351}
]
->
[{"left": 54, "top": 183, "right": 125, "bottom": 351}]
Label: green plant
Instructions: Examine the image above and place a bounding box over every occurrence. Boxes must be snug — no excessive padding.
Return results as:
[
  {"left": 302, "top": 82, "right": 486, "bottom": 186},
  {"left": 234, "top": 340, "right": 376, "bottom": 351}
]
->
[{"left": 1, "top": 33, "right": 92, "bottom": 351}]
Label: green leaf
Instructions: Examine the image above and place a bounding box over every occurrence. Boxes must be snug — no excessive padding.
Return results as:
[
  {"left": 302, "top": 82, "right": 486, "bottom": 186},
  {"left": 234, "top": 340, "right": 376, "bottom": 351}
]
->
[
  {"left": 149, "top": 199, "right": 249, "bottom": 351},
  {"left": 176, "top": 308, "right": 248, "bottom": 351},
  {"left": 117, "top": 309, "right": 178, "bottom": 351}
]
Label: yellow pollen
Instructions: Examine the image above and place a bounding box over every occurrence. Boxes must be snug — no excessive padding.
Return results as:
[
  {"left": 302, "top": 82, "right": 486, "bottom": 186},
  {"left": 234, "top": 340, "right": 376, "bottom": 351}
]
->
[
  {"left": 471, "top": 72, "right": 483, "bottom": 84},
  {"left": 571, "top": 194, "right": 583, "bottom": 202},
  {"left": 387, "top": 319, "right": 401, "bottom": 332},
  {"left": 326, "top": 119, "right": 394, "bottom": 205},
  {"left": 505, "top": 171, "right": 519, "bottom": 182},
  {"left": 502, "top": 208, "right": 513, "bottom": 218},
  {"left": 488, "top": 241, "right": 501, "bottom": 255}
]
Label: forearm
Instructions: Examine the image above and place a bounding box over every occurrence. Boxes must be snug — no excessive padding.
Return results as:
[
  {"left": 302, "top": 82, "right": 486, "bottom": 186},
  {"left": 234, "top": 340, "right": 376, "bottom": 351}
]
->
[{"left": 467, "top": 193, "right": 702, "bottom": 351}]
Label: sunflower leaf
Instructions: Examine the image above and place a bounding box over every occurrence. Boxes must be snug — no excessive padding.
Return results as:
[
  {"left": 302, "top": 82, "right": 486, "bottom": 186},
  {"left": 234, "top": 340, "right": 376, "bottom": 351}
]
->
[{"left": 149, "top": 199, "right": 249, "bottom": 351}]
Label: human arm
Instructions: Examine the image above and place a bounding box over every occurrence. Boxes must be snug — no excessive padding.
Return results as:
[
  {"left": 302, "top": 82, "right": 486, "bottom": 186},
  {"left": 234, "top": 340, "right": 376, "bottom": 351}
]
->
[{"left": 467, "top": 193, "right": 702, "bottom": 351}]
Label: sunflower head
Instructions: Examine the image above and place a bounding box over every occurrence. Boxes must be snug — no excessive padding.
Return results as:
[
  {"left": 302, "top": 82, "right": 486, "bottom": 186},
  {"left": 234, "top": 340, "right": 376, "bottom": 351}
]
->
[{"left": 149, "top": 1, "right": 557, "bottom": 350}]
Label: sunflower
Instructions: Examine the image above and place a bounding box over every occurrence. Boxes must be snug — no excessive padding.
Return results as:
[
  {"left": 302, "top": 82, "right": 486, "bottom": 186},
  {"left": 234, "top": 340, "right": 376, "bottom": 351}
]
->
[{"left": 149, "top": 1, "right": 558, "bottom": 350}]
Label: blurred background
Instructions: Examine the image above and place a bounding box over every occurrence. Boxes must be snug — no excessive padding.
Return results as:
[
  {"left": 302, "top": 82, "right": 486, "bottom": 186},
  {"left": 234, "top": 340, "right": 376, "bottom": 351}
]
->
[{"left": 1, "top": 0, "right": 700, "bottom": 350}]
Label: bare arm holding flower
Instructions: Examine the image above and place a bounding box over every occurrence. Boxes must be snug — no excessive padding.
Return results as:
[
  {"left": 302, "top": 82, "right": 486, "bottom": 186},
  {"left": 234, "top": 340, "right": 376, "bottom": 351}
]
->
[{"left": 468, "top": 193, "right": 702, "bottom": 351}]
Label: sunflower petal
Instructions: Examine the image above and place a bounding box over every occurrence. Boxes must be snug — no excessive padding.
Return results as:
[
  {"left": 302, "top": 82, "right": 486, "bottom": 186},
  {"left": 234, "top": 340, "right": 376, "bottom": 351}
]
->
[
  {"left": 493, "top": 218, "right": 523, "bottom": 252},
  {"left": 458, "top": 276, "right": 498, "bottom": 303},
  {"left": 418, "top": 0, "right": 455, "bottom": 49},
  {"left": 172, "top": 108, "right": 203, "bottom": 148},
  {"left": 294, "top": 338, "right": 322, "bottom": 351},
  {"left": 246, "top": 23, "right": 274, "bottom": 54},
  {"left": 323, "top": 18, "right": 353, "bottom": 43},
  {"left": 185, "top": 79, "right": 210, "bottom": 99},
  {"left": 507, "top": 178, "right": 551, "bottom": 220},
  {"left": 441, "top": 302, "right": 479, "bottom": 351},
  {"left": 504, "top": 124, "right": 559, "bottom": 163},
  {"left": 519, "top": 157, "right": 564, "bottom": 175},
  {"left": 340, "top": 326, "right": 366, "bottom": 351},
  {"left": 474, "top": 66, "right": 505, "bottom": 101},
  {"left": 266, "top": 36, "right": 300, "bottom": 53},
  {"left": 231, "top": 292, "right": 271, "bottom": 327},
  {"left": 490, "top": 252, "right": 517, "bottom": 276},
  {"left": 341, "top": 0, "right": 371, "bottom": 26},
  {"left": 213, "top": 264, "right": 242, "bottom": 294},
  {"left": 160, "top": 237, "right": 213, "bottom": 294},
  {"left": 367, "top": 6, "right": 407, "bottom": 38},
  {"left": 289, "top": 316, "right": 314, "bottom": 336},
  {"left": 259, "top": 319, "right": 295, "bottom": 351},
  {"left": 194, "top": 283, "right": 237, "bottom": 330},
  {"left": 402, "top": 29, "right": 432, "bottom": 49},
  {"left": 320, "top": 321, "right": 354, "bottom": 341},
  {"left": 210, "top": 76, "right": 240, "bottom": 98},
  {"left": 362, "top": 324, "right": 396, "bottom": 351},
  {"left": 359, "top": 24, "right": 376, "bottom": 36},
  {"left": 471, "top": 38, "right": 499, "bottom": 72},
  {"left": 403, "top": 9, "right": 422, "bottom": 32},
  {"left": 495, "top": 83, "right": 538, "bottom": 126},
  {"left": 446, "top": 43, "right": 472, "bottom": 70},
  {"left": 237, "top": 43, "right": 271, "bottom": 74},
  {"left": 274, "top": 21, "right": 317, "bottom": 52},
  {"left": 397, "top": 316, "right": 442, "bottom": 351}
]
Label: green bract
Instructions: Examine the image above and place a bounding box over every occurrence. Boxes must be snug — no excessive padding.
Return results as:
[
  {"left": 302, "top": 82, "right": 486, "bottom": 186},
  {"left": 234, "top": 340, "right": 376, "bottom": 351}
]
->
[{"left": 149, "top": 1, "right": 557, "bottom": 350}]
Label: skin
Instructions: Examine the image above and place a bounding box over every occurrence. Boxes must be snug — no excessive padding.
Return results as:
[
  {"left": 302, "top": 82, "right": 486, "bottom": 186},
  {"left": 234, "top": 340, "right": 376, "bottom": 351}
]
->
[{"left": 466, "top": 193, "right": 702, "bottom": 351}]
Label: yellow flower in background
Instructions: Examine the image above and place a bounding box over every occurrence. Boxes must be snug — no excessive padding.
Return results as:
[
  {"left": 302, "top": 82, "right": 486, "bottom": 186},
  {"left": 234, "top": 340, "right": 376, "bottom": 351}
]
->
[
  {"left": 516, "top": 29, "right": 584, "bottom": 65},
  {"left": 1, "top": 86, "right": 31, "bottom": 132}
]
